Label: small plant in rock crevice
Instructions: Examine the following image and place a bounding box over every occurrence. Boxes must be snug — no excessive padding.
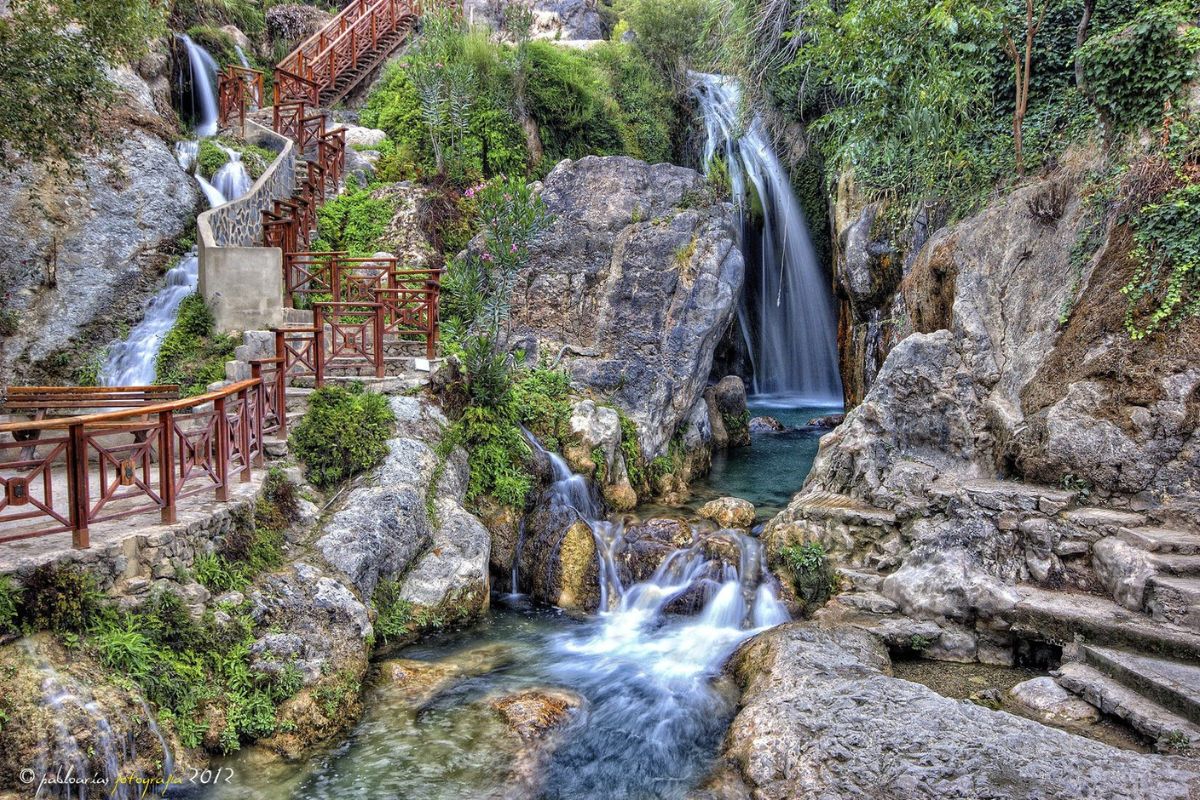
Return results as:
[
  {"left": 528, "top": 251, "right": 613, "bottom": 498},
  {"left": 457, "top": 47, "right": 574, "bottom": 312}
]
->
[{"left": 776, "top": 542, "right": 834, "bottom": 615}]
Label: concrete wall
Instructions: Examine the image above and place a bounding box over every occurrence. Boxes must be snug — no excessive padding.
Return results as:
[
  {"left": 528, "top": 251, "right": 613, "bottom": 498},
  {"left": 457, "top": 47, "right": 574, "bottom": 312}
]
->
[{"left": 198, "top": 120, "right": 296, "bottom": 332}]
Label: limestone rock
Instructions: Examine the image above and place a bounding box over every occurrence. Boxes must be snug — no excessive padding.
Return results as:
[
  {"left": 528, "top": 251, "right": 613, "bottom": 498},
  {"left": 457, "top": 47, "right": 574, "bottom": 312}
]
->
[
  {"left": 398, "top": 498, "right": 491, "bottom": 618},
  {"left": 0, "top": 94, "right": 198, "bottom": 383},
  {"left": 489, "top": 688, "right": 584, "bottom": 740},
  {"left": 698, "top": 497, "right": 756, "bottom": 529},
  {"left": 341, "top": 125, "right": 388, "bottom": 149},
  {"left": 1009, "top": 677, "right": 1101, "bottom": 725},
  {"left": 500, "top": 156, "right": 743, "bottom": 462},
  {"left": 749, "top": 416, "right": 785, "bottom": 433},
  {"left": 707, "top": 622, "right": 1200, "bottom": 799}
]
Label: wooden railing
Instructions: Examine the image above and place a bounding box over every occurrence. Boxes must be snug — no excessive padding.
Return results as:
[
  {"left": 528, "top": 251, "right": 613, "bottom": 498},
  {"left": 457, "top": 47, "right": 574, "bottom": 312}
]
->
[
  {"left": 217, "top": 66, "right": 264, "bottom": 134},
  {"left": 277, "top": 0, "right": 423, "bottom": 105},
  {"left": 0, "top": 376, "right": 287, "bottom": 549}
]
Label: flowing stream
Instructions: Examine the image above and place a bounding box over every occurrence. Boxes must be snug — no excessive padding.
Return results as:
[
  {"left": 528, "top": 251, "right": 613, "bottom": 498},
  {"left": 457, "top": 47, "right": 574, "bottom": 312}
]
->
[
  {"left": 692, "top": 73, "right": 842, "bottom": 403},
  {"left": 205, "top": 437, "right": 790, "bottom": 800},
  {"left": 100, "top": 39, "right": 251, "bottom": 388}
]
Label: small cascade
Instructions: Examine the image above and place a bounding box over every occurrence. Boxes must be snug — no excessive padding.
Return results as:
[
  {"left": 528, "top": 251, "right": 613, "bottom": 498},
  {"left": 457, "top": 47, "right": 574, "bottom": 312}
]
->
[
  {"left": 101, "top": 83, "right": 248, "bottom": 388},
  {"left": 212, "top": 146, "right": 252, "bottom": 200},
  {"left": 692, "top": 72, "right": 842, "bottom": 403},
  {"left": 234, "top": 44, "right": 251, "bottom": 69},
  {"left": 179, "top": 34, "right": 219, "bottom": 137},
  {"left": 26, "top": 643, "right": 173, "bottom": 799}
]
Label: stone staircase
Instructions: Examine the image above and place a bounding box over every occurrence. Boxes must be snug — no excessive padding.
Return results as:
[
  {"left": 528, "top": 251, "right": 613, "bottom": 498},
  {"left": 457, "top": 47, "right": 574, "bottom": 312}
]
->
[{"left": 795, "top": 480, "right": 1200, "bottom": 750}]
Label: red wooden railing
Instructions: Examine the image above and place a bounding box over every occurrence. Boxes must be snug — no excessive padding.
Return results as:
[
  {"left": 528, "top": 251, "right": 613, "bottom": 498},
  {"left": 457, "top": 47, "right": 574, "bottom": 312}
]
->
[
  {"left": 217, "top": 66, "right": 264, "bottom": 133},
  {"left": 277, "top": 0, "right": 423, "bottom": 107},
  {"left": 0, "top": 376, "right": 287, "bottom": 548}
]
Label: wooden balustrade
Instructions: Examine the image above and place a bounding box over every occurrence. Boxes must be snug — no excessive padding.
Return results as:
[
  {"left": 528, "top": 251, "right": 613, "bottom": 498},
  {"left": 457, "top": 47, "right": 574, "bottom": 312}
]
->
[
  {"left": 217, "top": 66, "right": 265, "bottom": 130},
  {"left": 0, "top": 377, "right": 287, "bottom": 548},
  {"left": 315, "top": 302, "right": 386, "bottom": 379}
]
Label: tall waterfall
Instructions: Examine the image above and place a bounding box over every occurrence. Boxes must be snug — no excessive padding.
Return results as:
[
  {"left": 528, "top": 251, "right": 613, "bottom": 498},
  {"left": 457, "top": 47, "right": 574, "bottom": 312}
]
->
[
  {"left": 693, "top": 73, "right": 842, "bottom": 403},
  {"left": 179, "top": 34, "right": 220, "bottom": 137},
  {"left": 100, "top": 39, "right": 246, "bottom": 388}
]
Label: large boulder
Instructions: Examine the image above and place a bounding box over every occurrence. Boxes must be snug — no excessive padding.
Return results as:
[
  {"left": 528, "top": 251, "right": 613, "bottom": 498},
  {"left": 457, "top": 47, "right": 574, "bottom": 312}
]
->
[
  {"left": 701, "top": 623, "right": 1200, "bottom": 799},
  {"left": 504, "top": 156, "right": 744, "bottom": 462},
  {"left": 314, "top": 396, "right": 491, "bottom": 623}
]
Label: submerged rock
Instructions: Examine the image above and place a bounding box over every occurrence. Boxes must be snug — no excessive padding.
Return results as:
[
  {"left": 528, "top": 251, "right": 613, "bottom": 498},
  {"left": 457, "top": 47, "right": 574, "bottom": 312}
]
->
[
  {"left": 703, "top": 623, "right": 1200, "bottom": 799},
  {"left": 698, "top": 497, "right": 757, "bottom": 529},
  {"left": 806, "top": 413, "right": 845, "bottom": 428},
  {"left": 488, "top": 688, "right": 584, "bottom": 740},
  {"left": 749, "top": 415, "right": 786, "bottom": 433}
]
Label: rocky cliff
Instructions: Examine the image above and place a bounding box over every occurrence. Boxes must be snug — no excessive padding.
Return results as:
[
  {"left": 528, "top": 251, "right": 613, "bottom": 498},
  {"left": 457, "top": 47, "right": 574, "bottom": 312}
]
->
[{"left": 0, "top": 59, "right": 199, "bottom": 386}]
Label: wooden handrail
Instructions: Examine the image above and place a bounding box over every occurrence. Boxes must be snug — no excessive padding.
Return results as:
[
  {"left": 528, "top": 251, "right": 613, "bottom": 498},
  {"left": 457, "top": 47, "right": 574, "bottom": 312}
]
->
[{"left": 0, "top": 379, "right": 262, "bottom": 434}]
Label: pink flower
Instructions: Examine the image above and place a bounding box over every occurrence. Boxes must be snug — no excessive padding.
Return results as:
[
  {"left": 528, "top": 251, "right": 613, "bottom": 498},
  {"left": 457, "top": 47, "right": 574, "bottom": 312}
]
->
[
  {"left": 510, "top": 243, "right": 518, "bottom": 253},
  {"left": 481, "top": 251, "right": 493, "bottom": 262},
  {"left": 464, "top": 188, "right": 475, "bottom": 198}
]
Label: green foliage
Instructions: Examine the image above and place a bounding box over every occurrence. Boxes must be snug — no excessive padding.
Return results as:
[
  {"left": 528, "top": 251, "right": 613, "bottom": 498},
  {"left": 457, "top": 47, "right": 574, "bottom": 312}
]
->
[
  {"left": 372, "top": 578, "right": 416, "bottom": 643},
  {"left": 197, "top": 138, "right": 231, "bottom": 177},
  {"left": 1079, "top": 3, "right": 1200, "bottom": 132},
  {"left": 617, "top": 0, "right": 716, "bottom": 81},
  {"left": 88, "top": 586, "right": 300, "bottom": 753},
  {"left": 0, "top": 575, "right": 22, "bottom": 636},
  {"left": 616, "top": 410, "right": 646, "bottom": 489},
  {"left": 510, "top": 366, "right": 573, "bottom": 449},
  {"left": 360, "top": 12, "right": 679, "bottom": 180},
  {"left": 290, "top": 384, "right": 394, "bottom": 488},
  {"left": 171, "top": 0, "right": 265, "bottom": 34},
  {"left": 1121, "top": 119, "right": 1200, "bottom": 337},
  {"left": 155, "top": 294, "right": 238, "bottom": 396},
  {"left": 0, "top": 0, "right": 166, "bottom": 169},
  {"left": 777, "top": 542, "right": 834, "bottom": 614},
  {"left": 18, "top": 564, "right": 109, "bottom": 633},
  {"left": 312, "top": 183, "right": 397, "bottom": 256}
]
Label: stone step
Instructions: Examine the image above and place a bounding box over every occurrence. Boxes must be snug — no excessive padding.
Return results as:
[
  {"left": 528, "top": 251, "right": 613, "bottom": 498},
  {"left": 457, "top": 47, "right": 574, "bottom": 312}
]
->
[
  {"left": 1145, "top": 576, "right": 1200, "bottom": 630},
  {"left": 1058, "top": 661, "right": 1200, "bottom": 748},
  {"left": 1119, "top": 527, "right": 1200, "bottom": 555},
  {"left": 1082, "top": 645, "right": 1200, "bottom": 725},
  {"left": 933, "top": 478, "right": 1077, "bottom": 515},
  {"left": 789, "top": 491, "right": 897, "bottom": 528},
  {"left": 1063, "top": 508, "right": 1147, "bottom": 534},
  {"left": 1008, "top": 586, "right": 1200, "bottom": 662},
  {"left": 1148, "top": 553, "right": 1200, "bottom": 577},
  {"left": 837, "top": 567, "right": 884, "bottom": 593}
]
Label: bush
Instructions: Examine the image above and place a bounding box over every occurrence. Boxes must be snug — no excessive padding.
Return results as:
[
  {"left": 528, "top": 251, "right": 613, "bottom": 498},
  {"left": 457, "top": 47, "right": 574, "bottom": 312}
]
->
[
  {"left": 777, "top": 542, "right": 833, "bottom": 614},
  {"left": 312, "top": 183, "right": 397, "bottom": 256},
  {"left": 19, "top": 564, "right": 108, "bottom": 633},
  {"left": 1079, "top": 4, "right": 1200, "bottom": 133},
  {"left": 524, "top": 41, "right": 626, "bottom": 163},
  {"left": 291, "top": 384, "right": 394, "bottom": 488},
  {"left": 0, "top": 575, "right": 22, "bottom": 636},
  {"left": 155, "top": 294, "right": 238, "bottom": 396}
]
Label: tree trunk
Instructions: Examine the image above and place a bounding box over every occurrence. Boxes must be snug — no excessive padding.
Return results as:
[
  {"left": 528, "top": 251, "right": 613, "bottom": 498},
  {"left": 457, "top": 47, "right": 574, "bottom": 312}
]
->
[{"left": 1075, "top": 0, "right": 1095, "bottom": 90}]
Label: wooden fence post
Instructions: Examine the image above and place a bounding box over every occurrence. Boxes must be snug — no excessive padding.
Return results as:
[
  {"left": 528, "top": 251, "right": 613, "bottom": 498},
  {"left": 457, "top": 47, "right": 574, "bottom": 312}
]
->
[
  {"left": 238, "top": 388, "right": 253, "bottom": 482},
  {"left": 67, "top": 423, "right": 89, "bottom": 549},
  {"left": 214, "top": 395, "right": 229, "bottom": 502},
  {"left": 159, "top": 410, "right": 176, "bottom": 524}
]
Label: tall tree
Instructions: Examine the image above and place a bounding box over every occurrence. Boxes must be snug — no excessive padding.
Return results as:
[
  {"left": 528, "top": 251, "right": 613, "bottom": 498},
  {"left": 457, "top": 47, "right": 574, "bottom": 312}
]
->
[{"left": 1004, "top": 0, "right": 1050, "bottom": 177}]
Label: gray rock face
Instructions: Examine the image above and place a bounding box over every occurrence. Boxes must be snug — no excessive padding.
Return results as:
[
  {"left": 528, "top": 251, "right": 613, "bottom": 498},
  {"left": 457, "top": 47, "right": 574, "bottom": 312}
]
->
[
  {"left": 314, "top": 396, "right": 490, "bottom": 615},
  {"left": 0, "top": 67, "right": 198, "bottom": 382},
  {"left": 464, "top": 0, "right": 611, "bottom": 40},
  {"left": 705, "top": 623, "right": 1200, "bottom": 799},
  {"left": 508, "top": 156, "right": 744, "bottom": 460}
]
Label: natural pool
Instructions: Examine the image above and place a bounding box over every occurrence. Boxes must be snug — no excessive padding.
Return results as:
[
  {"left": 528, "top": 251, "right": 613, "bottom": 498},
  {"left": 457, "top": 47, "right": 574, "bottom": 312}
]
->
[{"left": 686, "top": 398, "right": 842, "bottom": 518}]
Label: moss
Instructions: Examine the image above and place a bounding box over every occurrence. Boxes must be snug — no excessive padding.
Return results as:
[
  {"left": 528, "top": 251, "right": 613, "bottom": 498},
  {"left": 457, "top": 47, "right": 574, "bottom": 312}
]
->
[
  {"left": 17, "top": 564, "right": 109, "bottom": 634},
  {"left": 154, "top": 293, "right": 238, "bottom": 396},
  {"left": 0, "top": 576, "right": 23, "bottom": 636},
  {"left": 776, "top": 542, "right": 833, "bottom": 615}
]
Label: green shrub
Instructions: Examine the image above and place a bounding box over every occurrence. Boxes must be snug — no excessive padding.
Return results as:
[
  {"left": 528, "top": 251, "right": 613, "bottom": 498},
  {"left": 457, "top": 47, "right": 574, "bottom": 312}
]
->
[
  {"left": 155, "top": 294, "right": 238, "bottom": 396},
  {"left": 524, "top": 41, "right": 625, "bottom": 164},
  {"left": 0, "top": 575, "right": 22, "bottom": 636},
  {"left": 19, "top": 564, "right": 108, "bottom": 633},
  {"left": 194, "top": 552, "right": 248, "bottom": 593},
  {"left": 510, "top": 367, "right": 573, "bottom": 449},
  {"left": 1079, "top": 3, "right": 1200, "bottom": 133},
  {"left": 291, "top": 384, "right": 394, "bottom": 488},
  {"left": 312, "top": 183, "right": 396, "bottom": 256},
  {"left": 372, "top": 578, "right": 416, "bottom": 643},
  {"left": 1123, "top": 180, "right": 1200, "bottom": 337},
  {"left": 777, "top": 542, "right": 834, "bottom": 614},
  {"left": 197, "top": 138, "right": 231, "bottom": 177}
]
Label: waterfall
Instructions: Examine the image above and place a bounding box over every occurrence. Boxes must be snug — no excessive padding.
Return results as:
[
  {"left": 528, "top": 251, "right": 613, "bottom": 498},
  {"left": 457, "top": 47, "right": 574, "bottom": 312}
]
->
[
  {"left": 523, "top": 430, "right": 790, "bottom": 628},
  {"left": 100, "top": 53, "right": 249, "bottom": 388},
  {"left": 692, "top": 73, "right": 843, "bottom": 403},
  {"left": 234, "top": 44, "right": 251, "bottom": 69},
  {"left": 179, "top": 34, "right": 219, "bottom": 137}
]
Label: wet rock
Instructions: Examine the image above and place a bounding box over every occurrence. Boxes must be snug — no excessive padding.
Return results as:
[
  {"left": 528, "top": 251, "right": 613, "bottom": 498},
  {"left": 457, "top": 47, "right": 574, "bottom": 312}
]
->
[
  {"left": 707, "top": 622, "right": 1200, "bottom": 799},
  {"left": 565, "top": 399, "right": 637, "bottom": 510},
  {"left": 398, "top": 498, "right": 491, "bottom": 619},
  {"left": 620, "top": 517, "right": 694, "bottom": 583},
  {"left": 520, "top": 490, "right": 601, "bottom": 611},
  {"left": 749, "top": 416, "right": 785, "bottom": 433},
  {"left": 806, "top": 413, "right": 845, "bottom": 428},
  {"left": 698, "top": 497, "right": 756, "bottom": 529},
  {"left": 380, "top": 659, "right": 470, "bottom": 707},
  {"left": 708, "top": 375, "right": 750, "bottom": 448},
  {"left": 1009, "top": 677, "right": 1100, "bottom": 725},
  {"left": 489, "top": 688, "right": 584, "bottom": 740}
]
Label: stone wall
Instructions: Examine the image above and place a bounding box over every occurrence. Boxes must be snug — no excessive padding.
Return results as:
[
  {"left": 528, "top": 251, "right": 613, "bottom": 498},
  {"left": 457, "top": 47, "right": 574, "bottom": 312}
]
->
[{"left": 198, "top": 120, "right": 295, "bottom": 332}]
